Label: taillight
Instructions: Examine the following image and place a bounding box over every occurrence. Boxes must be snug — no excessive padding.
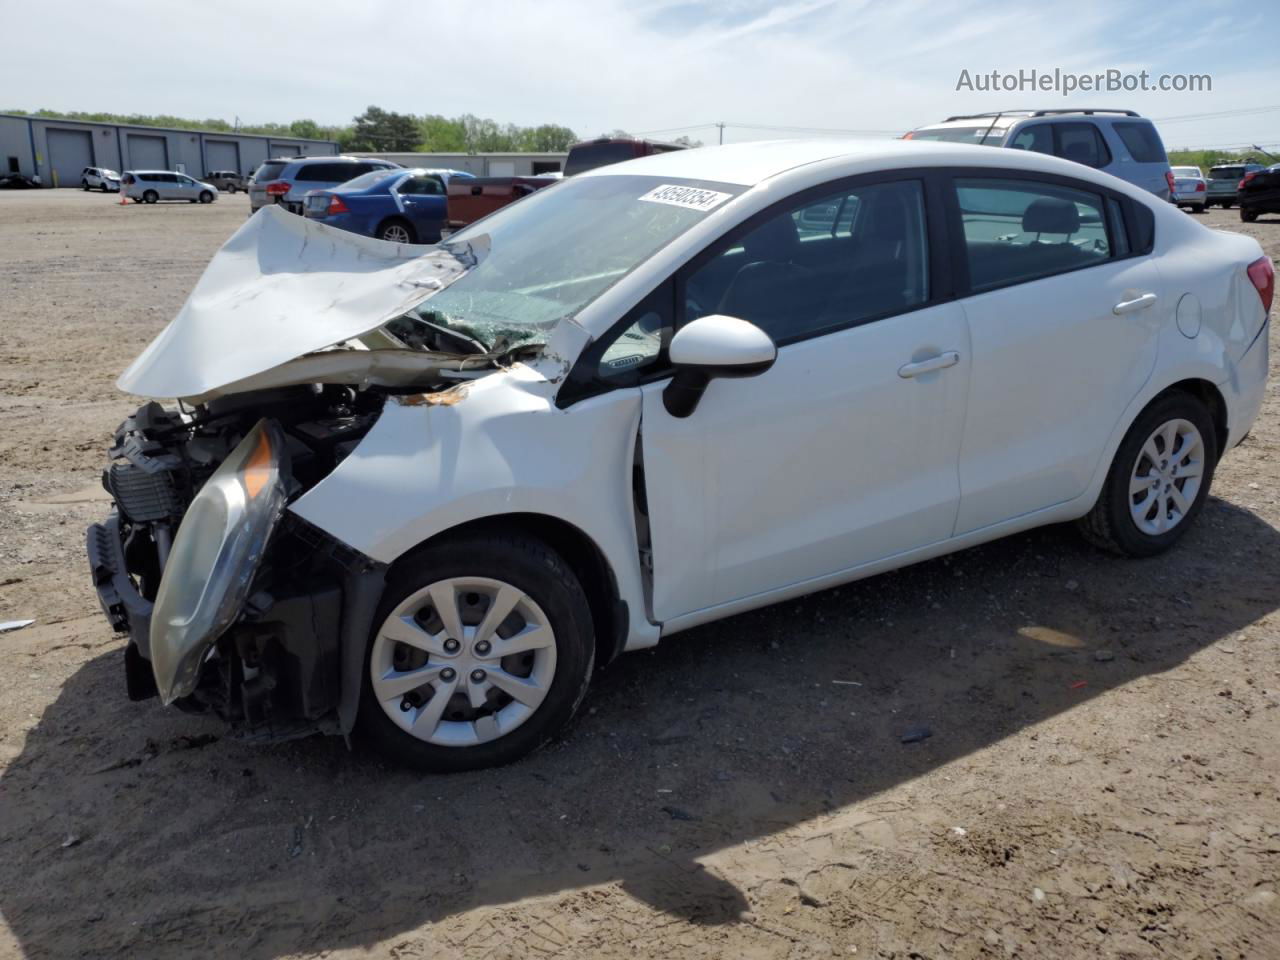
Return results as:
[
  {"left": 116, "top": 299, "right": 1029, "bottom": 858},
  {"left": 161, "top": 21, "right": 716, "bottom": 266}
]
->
[
  {"left": 326, "top": 195, "right": 349, "bottom": 215},
  {"left": 901, "top": 131, "right": 915, "bottom": 140},
  {"left": 1165, "top": 170, "right": 1176, "bottom": 196},
  {"left": 1239, "top": 172, "right": 1256, "bottom": 189},
  {"left": 265, "top": 181, "right": 290, "bottom": 196},
  {"left": 1195, "top": 181, "right": 1205, "bottom": 192},
  {"left": 1247, "top": 256, "right": 1275, "bottom": 315}
]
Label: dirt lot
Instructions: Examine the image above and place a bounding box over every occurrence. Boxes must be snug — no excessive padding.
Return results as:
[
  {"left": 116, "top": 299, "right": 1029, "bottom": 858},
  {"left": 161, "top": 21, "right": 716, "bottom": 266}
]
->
[{"left": 0, "top": 189, "right": 1277, "bottom": 959}]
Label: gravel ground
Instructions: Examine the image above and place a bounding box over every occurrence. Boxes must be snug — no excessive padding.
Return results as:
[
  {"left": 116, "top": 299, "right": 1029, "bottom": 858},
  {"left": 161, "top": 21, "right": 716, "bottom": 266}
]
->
[{"left": 0, "top": 189, "right": 1278, "bottom": 960}]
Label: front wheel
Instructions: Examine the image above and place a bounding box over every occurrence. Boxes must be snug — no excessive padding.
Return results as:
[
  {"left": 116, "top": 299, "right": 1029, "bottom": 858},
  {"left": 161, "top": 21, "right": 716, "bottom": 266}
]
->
[
  {"left": 357, "top": 534, "right": 595, "bottom": 772},
  {"left": 199, "top": 190, "right": 213, "bottom": 204},
  {"left": 1077, "top": 392, "right": 1218, "bottom": 557}
]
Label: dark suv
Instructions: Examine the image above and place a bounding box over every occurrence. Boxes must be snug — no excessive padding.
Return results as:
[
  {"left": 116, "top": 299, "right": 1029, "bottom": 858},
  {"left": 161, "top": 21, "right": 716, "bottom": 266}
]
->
[{"left": 248, "top": 156, "right": 401, "bottom": 215}]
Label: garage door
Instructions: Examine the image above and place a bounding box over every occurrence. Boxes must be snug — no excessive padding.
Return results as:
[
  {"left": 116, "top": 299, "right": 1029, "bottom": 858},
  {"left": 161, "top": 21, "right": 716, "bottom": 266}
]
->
[
  {"left": 268, "top": 141, "right": 302, "bottom": 158},
  {"left": 128, "top": 134, "right": 168, "bottom": 170},
  {"left": 46, "top": 129, "right": 94, "bottom": 188},
  {"left": 205, "top": 140, "right": 240, "bottom": 174}
]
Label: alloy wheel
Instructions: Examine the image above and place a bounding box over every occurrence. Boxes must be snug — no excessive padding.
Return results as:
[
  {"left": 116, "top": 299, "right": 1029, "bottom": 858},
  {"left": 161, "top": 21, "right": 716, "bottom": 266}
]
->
[
  {"left": 369, "top": 577, "right": 558, "bottom": 746},
  {"left": 382, "top": 223, "right": 411, "bottom": 243},
  {"left": 1128, "top": 418, "right": 1205, "bottom": 535}
]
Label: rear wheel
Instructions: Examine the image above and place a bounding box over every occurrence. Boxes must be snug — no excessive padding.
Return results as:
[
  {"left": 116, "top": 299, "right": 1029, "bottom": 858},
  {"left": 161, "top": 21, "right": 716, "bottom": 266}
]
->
[
  {"left": 143, "top": 190, "right": 158, "bottom": 204},
  {"left": 1077, "top": 392, "right": 1217, "bottom": 557},
  {"left": 1241, "top": 208, "right": 1258, "bottom": 223},
  {"left": 1223, "top": 201, "right": 1234, "bottom": 210},
  {"left": 357, "top": 534, "right": 595, "bottom": 772},
  {"left": 378, "top": 218, "right": 416, "bottom": 244}
]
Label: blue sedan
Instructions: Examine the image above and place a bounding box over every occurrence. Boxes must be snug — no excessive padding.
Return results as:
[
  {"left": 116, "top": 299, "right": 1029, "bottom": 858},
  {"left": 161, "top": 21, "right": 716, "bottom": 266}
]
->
[{"left": 302, "top": 167, "right": 474, "bottom": 244}]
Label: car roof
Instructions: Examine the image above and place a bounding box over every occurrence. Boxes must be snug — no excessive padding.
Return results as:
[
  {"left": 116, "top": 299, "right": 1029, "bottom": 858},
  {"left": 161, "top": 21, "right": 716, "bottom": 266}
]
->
[
  {"left": 269, "top": 155, "right": 391, "bottom": 164},
  {"left": 577, "top": 137, "right": 1150, "bottom": 189}
]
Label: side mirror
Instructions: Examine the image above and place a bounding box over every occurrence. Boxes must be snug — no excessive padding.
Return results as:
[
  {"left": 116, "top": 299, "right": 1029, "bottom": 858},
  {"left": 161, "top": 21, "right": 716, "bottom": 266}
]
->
[{"left": 662, "top": 314, "right": 777, "bottom": 418}]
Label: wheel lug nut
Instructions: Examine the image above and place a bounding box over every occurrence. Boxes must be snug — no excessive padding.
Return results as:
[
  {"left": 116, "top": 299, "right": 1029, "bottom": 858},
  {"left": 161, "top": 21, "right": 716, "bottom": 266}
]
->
[
  {"left": 475, "top": 640, "right": 491, "bottom": 656},
  {"left": 440, "top": 667, "right": 456, "bottom": 682},
  {"left": 470, "top": 669, "right": 486, "bottom": 683},
  {"left": 443, "top": 638, "right": 460, "bottom": 654}
]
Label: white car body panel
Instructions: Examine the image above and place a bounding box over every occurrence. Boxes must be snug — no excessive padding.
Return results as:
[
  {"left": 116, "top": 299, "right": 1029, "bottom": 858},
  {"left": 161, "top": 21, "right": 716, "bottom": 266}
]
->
[
  {"left": 640, "top": 301, "right": 970, "bottom": 621},
  {"left": 119, "top": 138, "right": 1270, "bottom": 658},
  {"left": 954, "top": 257, "right": 1164, "bottom": 534}
]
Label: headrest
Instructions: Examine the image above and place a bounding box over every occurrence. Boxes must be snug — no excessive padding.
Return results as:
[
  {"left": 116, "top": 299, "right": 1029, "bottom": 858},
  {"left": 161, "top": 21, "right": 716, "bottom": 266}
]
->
[
  {"left": 742, "top": 213, "right": 800, "bottom": 261},
  {"left": 1023, "top": 197, "right": 1080, "bottom": 235}
]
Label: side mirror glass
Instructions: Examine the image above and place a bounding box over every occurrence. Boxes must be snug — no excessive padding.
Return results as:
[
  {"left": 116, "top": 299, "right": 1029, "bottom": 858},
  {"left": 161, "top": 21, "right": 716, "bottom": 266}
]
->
[{"left": 663, "top": 314, "right": 777, "bottom": 418}]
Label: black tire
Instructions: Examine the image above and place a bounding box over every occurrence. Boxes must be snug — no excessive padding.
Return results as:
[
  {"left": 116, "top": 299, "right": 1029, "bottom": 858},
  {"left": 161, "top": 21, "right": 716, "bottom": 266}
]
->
[
  {"left": 227, "top": 184, "right": 237, "bottom": 194},
  {"left": 1241, "top": 208, "right": 1258, "bottom": 223},
  {"left": 357, "top": 534, "right": 596, "bottom": 772},
  {"left": 143, "top": 190, "right": 158, "bottom": 204},
  {"left": 1077, "top": 391, "right": 1218, "bottom": 558},
  {"left": 378, "top": 218, "right": 417, "bottom": 243},
  {"left": 81, "top": 180, "right": 89, "bottom": 191},
  {"left": 1223, "top": 202, "right": 1234, "bottom": 210},
  {"left": 199, "top": 190, "right": 213, "bottom": 204},
  {"left": 100, "top": 182, "right": 109, "bottom": 193}
]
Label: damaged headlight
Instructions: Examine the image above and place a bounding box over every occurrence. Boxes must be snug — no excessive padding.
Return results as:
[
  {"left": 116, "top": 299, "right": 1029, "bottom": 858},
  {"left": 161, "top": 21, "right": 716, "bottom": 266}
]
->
[{"left": 150, "top": 419, "right": 289, "bottom": 704}]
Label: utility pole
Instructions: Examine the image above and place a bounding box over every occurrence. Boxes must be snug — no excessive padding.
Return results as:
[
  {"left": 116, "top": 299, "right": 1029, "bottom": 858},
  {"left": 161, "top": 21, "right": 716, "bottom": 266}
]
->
[{"left": 717, "top": 122, "right": 725, "bottom": 145}]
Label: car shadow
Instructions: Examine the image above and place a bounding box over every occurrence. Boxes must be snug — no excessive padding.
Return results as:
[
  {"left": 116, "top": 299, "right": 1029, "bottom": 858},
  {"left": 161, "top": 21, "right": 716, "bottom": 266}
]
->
[{"left": 2, "top": 496, "right": 1277, "bottom": 958}]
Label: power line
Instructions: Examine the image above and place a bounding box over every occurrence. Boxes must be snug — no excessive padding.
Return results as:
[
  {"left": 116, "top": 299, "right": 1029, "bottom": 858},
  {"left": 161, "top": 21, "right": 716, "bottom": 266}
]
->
[{"left": 1152, "top": 104, "right": 1280, "bottom": 124}]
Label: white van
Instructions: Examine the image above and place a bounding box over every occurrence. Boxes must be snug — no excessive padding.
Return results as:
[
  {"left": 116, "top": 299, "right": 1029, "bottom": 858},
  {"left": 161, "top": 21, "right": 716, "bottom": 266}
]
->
[{"left": 122, "top": 171, "right": 218, "bottom": 204}]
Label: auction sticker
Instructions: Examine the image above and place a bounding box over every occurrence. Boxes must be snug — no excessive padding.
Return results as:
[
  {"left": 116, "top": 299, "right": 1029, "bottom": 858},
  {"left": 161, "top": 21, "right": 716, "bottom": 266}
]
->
[{"left": 638, "top": 184, "right": 732, "bottom": 212}]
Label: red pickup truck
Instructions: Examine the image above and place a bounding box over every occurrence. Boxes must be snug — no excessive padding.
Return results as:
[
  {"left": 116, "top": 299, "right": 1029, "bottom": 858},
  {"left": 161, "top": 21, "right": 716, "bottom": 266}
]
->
[{"left": 443, "top": 137, "right": 686, "bottom": 236}]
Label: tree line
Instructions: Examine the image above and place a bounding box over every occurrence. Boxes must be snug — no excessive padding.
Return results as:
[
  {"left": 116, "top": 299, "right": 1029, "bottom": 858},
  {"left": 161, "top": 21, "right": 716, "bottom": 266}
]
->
[{"left": 3, "top": 106, "right": 599, "bottom": 153}]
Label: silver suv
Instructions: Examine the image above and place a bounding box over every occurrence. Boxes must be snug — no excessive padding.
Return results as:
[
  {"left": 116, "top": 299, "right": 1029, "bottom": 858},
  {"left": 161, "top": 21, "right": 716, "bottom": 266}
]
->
[
  {"left": 248, "top": 156, "right": 401, "bottom": 215},
  {"left": 908, "top": 109, "right": 1174, "bottom": 201}
]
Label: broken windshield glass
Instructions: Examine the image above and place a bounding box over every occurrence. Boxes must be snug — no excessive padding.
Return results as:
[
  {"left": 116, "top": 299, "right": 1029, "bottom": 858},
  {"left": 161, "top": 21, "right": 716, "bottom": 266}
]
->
[{"left": 413, "top": 174, "right": 743, "bottom": 350}]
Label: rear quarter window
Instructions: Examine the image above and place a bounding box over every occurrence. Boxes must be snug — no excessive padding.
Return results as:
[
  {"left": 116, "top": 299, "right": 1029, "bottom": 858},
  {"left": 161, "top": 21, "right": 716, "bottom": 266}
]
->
[{"left": 1112, "top": 122, "right": 1167, "bottom": 163}]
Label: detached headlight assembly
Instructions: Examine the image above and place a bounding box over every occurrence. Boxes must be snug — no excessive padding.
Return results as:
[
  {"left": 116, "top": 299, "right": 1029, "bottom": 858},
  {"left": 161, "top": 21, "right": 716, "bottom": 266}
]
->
[{"left": 150, "top": 419, "right": 289, "bottom": 704}]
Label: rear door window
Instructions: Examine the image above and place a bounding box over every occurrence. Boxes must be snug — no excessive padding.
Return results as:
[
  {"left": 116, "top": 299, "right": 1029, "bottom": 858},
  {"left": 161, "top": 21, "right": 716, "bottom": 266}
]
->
[
  {"left": 955, "top": 178, "right": 1112, "bottom": 292},
  {"left": 1112, "top": 122, "right": 1166, "bottom": 163}
]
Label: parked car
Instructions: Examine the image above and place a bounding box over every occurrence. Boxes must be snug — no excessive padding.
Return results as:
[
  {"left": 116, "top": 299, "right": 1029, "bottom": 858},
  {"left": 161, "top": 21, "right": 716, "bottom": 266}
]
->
[
  {"left": 81, "top": 167, "right": 120, "bottom": 192},
  {"left": 1205, "top": 159, "right": 1267, "bottom": 208},
  {"left": 88, "top": 139, "right": 1271, "bottom": 771},
  {"left": 906, "top": 109, "right": 1174, "bottom": 201},
  {"left": 1170, "top": 165, "right": 1207, "bottom": 212},
  {"left": 0, "top": 173, "right": 39, "bottom": 189},
  {"left": 205, "top": 170, "right": 248, "bottom": 193},
  {"left": 562, "top": 136, "right": 688, "bottom": 177},
  {"left": 248, "top": 156, "right": 401, "bottom": 215},
  {"left": 1238, "top": 163, "right": 1280, "bottom": 222},
  {"left": 302, "top": 167, "right": 474, "bottom": 243},
  {"left": 443, "top": 175, "right": 558, "bottom": 237},
  {"left": 122, "top": 171, "right": 218, "bottom": 204}
]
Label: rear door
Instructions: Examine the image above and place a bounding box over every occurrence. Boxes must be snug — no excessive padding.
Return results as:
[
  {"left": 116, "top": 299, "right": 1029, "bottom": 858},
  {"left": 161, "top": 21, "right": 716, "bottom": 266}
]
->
[{"left": 947, "top": 173, "right": 1164, "bottom": 534}]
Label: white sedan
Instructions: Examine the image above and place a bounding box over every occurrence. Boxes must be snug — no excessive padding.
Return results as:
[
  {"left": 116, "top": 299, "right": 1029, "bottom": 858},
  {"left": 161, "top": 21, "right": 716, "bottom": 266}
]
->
[{"left": 90, "top": 139, "right": 1272, "bottom": 771}]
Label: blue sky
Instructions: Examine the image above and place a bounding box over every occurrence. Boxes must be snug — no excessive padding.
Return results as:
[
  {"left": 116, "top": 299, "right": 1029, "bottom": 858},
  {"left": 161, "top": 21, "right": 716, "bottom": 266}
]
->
[{"left": 3, "top": 0, "right": 1277, "bottom": 151}]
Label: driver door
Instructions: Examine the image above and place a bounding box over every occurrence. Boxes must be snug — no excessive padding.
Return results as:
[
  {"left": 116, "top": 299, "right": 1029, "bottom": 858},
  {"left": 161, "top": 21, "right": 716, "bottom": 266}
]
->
[{"left": 633, "top": 176, "right": 971, "bottom": 623}]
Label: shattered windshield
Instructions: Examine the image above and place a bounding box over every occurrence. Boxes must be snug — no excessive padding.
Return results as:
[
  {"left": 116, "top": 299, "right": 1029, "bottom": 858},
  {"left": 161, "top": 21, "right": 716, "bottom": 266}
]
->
[{"left": 406, "top": 174, "right": 744, "bottom": 351}]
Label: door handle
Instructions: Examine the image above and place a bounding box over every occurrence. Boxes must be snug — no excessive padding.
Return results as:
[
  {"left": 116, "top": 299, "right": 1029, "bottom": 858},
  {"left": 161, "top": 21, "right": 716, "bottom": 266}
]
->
[
  {"left": 1113, "top": 292, "right": 1158, "bottom": 315},
  {"left": 898, "top": 351, "right": 960, "bottom": 379}
]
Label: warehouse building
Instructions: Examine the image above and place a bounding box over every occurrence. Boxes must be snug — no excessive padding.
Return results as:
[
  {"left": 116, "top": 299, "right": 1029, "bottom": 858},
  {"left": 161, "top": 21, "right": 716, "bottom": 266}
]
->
[
  {"left": 0, "top": 114, "right": 339, "bottom": 187},
  {"left": 355, "top": 151, "right": 566, "bottom": 177}
]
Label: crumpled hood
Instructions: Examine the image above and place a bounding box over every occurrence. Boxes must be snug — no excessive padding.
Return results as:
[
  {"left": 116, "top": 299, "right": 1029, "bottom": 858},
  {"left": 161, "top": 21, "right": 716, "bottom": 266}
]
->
[{"left": 117, "top": 206, "right": 471, "bottom": 400}]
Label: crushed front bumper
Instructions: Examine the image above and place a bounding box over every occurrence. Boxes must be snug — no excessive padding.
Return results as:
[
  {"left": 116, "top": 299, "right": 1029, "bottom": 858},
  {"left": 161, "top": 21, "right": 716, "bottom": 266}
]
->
[{"left": 86, "top": 513, "right": 160, "bottom": 700}]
